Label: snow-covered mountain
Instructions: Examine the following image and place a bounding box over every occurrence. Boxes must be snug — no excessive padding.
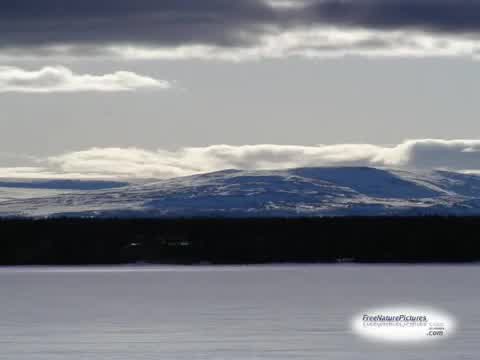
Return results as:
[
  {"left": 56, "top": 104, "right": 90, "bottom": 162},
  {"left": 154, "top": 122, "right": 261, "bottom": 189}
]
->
[{"left": 2, "top": 167, "right": 480, "bottom": 217}]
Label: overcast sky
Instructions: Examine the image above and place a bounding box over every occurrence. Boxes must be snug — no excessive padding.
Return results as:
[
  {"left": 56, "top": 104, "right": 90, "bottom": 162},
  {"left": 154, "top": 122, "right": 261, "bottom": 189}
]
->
[{"left": 2, "top": 0, "right": 480, "bottom": 178}]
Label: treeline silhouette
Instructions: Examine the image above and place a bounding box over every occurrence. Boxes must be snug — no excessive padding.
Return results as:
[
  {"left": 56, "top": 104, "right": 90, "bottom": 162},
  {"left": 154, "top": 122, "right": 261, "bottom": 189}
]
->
[{"left": 0, "top": 217, "right": 479, "bottom": 265}]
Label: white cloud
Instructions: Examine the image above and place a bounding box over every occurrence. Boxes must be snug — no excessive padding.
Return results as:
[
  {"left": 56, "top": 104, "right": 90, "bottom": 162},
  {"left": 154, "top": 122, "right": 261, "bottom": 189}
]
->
[
  {"left": 112, "top": 28, "right": 480, "bottom": 61},
  {"left": 1, "top": 139, "right": 480, "bottom": 179},
  {"left": 2, "top": 28, "right": 479, "bottom": 62},
  {"left": 0, "top": 66, "right": 171, "bottom": 93}
]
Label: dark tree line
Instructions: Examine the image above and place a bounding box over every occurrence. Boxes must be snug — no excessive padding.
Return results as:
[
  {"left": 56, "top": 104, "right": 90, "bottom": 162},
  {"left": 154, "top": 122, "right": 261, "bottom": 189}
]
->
[{"left": 0, "top": 217, "right": 479, "bottom": 265}]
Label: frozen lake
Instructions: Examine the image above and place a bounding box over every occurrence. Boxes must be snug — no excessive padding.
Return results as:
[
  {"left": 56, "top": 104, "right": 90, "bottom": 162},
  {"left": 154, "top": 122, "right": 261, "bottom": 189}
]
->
[{"left": 0, "top": 265, "right": 478, "bottom": 359}]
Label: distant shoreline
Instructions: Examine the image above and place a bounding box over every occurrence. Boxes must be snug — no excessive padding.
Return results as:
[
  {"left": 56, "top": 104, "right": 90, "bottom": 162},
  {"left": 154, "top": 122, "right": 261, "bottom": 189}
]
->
[
  {"left": 1, "top": 262, "right": 479, "bottom": 270},
  {"left": 1, "top": 217, "right": 479, "bottom": 265}
]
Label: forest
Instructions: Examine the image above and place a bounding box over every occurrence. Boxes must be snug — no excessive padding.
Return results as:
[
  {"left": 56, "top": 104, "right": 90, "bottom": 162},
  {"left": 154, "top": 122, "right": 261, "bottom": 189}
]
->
[{"left": 0, "top": 217, "right": 479, "bottom": 265}]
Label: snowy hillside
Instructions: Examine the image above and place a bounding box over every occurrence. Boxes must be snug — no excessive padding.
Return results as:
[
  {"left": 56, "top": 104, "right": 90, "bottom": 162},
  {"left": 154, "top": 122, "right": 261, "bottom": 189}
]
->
[{"left": 1, "top": 167, "right": 480, "bottom": 217}]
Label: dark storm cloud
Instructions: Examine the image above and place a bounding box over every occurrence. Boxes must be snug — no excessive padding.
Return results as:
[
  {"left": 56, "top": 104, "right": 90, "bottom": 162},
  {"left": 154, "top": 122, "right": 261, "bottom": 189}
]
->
[
  {"left": 1, "top": 0, "right": 480, "bottom": 49},
  {"left": 305, "top": 1, "right": 480, "bottom": 34},
  {"left": 0, "top": 0, "right": 280, "bottom": 47}
]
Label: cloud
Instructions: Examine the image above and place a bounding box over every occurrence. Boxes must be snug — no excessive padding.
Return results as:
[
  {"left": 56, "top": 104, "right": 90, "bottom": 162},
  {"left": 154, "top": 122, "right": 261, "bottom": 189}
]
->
[
  {"left": 2, "top": 139, "right": 480, "bottom": 179},
  {"left": 1, "top": 1, "right": 480, "bottom": 60},
  {"left": 302, "top": 1, "right": 480, "bottom": 34},
  {"left": 394, "top": 139, "right": 480, "bottom": 170},
  {"left": 0, "top": 66, "right": 170, "bottom": 93},
  {"left": 109, "top": 28, "right": 480, "bottom": 61}
]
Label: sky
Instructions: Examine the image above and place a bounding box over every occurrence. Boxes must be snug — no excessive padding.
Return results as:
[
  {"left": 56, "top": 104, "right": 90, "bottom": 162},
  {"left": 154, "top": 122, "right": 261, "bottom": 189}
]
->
[{"left": 2, "top": 0, "right": 480, "bottom": 178}]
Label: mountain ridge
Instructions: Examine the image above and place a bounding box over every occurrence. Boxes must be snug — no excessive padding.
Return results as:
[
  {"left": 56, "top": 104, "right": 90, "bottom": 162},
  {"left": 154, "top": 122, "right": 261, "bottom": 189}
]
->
[{"left": 0, "top": 166, "right": 479, "bottom": 218}]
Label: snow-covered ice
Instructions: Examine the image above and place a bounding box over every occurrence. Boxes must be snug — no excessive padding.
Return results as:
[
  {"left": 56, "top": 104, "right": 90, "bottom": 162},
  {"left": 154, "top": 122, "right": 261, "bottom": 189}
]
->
[{"left": 0, "top": 264, "right": 477, "bottom": 359}]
